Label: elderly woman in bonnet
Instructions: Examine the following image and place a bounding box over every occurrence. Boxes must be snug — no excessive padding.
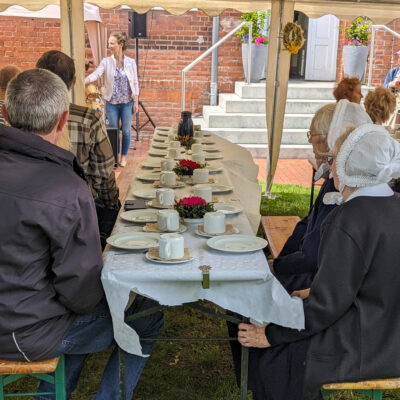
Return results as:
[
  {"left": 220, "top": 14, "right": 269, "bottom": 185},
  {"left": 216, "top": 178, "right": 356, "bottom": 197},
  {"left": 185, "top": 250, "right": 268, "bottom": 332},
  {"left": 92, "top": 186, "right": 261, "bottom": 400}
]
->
[
  {"left": 238, "top": 124, "right": 400, "bottom": 400},
  {"left": 227, "top": 101, "right": 372, "bottom": 400}
]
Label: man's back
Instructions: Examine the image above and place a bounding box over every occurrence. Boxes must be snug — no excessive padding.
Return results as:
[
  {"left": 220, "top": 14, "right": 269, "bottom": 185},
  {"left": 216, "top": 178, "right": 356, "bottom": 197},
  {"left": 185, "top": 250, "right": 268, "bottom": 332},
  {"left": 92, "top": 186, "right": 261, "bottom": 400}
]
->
[{"left": 0, "top": 124, "right": 103, "bottom": 361}]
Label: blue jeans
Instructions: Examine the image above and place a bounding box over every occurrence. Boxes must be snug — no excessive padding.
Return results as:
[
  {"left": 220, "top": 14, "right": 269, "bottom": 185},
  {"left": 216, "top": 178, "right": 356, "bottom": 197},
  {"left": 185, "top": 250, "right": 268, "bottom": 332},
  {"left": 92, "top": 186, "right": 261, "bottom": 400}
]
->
[
  {"left": 106, "top": 100, "right": 134, "bottom": 156},
  {"left": 36, "top": 297, "right": 163, "bottom": 400}
]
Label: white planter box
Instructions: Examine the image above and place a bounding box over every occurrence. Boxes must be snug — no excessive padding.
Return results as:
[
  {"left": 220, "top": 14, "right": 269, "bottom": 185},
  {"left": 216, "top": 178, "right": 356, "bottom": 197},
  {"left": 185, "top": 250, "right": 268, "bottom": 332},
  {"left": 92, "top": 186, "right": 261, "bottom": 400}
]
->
[
  {"left": 343, "top": 45, "right": 369, "bottom": 81},
  {"left": 242, "top": 43, "right": 268, "bottom": 83}
]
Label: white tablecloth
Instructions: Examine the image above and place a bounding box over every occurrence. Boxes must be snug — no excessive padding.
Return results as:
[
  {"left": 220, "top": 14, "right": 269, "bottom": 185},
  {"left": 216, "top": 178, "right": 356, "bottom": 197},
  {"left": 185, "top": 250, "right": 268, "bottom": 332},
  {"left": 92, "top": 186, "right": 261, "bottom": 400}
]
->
[{"left": 101, "top": 130, "right": 304, "bottom": 356}]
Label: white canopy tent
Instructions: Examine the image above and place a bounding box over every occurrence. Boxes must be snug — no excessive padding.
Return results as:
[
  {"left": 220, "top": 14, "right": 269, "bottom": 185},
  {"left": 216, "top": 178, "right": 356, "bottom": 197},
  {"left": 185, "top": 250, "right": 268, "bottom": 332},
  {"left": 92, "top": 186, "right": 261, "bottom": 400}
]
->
[{"left": 1, "top": 0, "right": 400, "bottom": 189}]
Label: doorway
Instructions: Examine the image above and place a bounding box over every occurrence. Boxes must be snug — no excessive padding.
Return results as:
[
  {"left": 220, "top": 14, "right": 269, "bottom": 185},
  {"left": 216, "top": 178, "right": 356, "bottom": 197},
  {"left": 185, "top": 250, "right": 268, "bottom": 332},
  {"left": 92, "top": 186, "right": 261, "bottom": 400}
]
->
[{"left": 289, "top": 12, "right": 339, "bottom": 81}]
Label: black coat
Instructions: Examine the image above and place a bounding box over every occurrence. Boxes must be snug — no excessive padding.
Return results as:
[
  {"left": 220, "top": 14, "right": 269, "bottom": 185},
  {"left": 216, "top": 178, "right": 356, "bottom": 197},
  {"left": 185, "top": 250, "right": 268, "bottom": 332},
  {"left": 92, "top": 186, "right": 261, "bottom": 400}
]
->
[
  {"left": 274, "top": 178, "right": 337, "bottom": 293},
  {"left": 0, "top": 125, "right": 104, "bottom": 361},
  {"left": 266, "top": 194, "right": 400, "bottom": 399}
]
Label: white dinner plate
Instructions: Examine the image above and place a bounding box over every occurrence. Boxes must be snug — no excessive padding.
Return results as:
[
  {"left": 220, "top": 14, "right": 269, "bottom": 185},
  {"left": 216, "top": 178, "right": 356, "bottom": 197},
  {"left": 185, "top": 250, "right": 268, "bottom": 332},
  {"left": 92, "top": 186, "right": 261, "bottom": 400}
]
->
[
  {"left": 209, "top": 184, "right": 233, "bottom": 194},
  {"left": 132, "top": 188, "right": 157, "bottom": 199},
  {"left": 120, "top": 209, "right": 159, "bottom": 223},
  {"left": 152, "top": 142, "right": 169, "bottom": 149},
  {"left": 153, "top": 136, "right": 167, "bottom": 143},
  {"left": 203, "top": 147, "right": 219, "bottom": 153},
  {"left": 145, "top": 250, "right": 195, "bottom": 264},
  {"left": 202, "top": 140, "right": 215, "bottom": 145},
  {"left": 213, "top": 203, "right": 243, "bottom": 215},
  {"left": 136, "top": 173, "right": 161, "bottom": 182},
  {"left": 207, "top": 235, "right": 268, "bottom": 253},
  {"left": 195, "top": 226, "right": 239, "bottom": 238},
  {"left": 156, "top": 126, "right": 170, "bottom": 132},
  {"left": 107, "top": 232, "right": 160, "bottom": 250},
  {"left": 205, "top": 153, "right": 223, "bottom": 160},
  {"left": 206, "top": 164, "right": 223, "bottom": 174},
  {"left": 140, "top": 160, "right": 162, "bottom": 168},
  {"left": 145, "top": 200, "right": 173, "bottom": 209},
  {"left": 148, "top": 149, "right": 168, "bottom": 157}
]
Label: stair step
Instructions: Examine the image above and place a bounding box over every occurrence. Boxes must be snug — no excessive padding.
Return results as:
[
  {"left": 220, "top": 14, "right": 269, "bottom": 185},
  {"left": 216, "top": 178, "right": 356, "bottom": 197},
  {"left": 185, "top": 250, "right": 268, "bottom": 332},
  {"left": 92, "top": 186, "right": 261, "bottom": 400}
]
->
[
  {"left": 203, "top": 107, "right": 313, "bottom": 129},
  {"left": 199, "top": 127, "right": 308, "bottom": 145},
  {"left": 219, "top": 93, "right": 335, "bottom": 114}
]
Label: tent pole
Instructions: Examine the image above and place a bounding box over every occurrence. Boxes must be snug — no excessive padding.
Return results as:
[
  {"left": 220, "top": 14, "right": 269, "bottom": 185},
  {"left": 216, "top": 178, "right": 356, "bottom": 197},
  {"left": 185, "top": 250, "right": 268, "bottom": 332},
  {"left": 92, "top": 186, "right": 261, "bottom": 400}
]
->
[
  {"left": 265, "top": 0, "right": 294, "bottom": 197},
  {"left": 60, "top": 0, "right": 85, "bottom": 106}
]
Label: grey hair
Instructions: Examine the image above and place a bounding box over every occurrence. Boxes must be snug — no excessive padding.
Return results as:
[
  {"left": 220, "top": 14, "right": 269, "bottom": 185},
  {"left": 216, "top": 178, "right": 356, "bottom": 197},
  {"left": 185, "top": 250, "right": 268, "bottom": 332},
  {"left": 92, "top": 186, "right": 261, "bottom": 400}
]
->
[
  {"left": 5, "top": 68, "right": 69, "bottom": 135},
  {"left": 312, "top": 103, "right": 336, "bottom": 141}
]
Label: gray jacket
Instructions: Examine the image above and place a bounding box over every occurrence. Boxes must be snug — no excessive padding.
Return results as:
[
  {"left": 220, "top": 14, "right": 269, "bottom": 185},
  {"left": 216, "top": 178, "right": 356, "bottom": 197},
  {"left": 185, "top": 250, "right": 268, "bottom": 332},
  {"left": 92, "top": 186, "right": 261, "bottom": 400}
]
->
[{"left": 0, "top": 124, "right": 104, "bottom": 361}]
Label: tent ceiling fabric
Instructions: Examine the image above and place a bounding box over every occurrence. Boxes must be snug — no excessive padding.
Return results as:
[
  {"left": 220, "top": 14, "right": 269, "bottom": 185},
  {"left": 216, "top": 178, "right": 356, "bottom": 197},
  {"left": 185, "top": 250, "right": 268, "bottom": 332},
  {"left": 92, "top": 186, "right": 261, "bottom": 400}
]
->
[{"left": 1, "top": 0, "right": 400, "bottom": 21}]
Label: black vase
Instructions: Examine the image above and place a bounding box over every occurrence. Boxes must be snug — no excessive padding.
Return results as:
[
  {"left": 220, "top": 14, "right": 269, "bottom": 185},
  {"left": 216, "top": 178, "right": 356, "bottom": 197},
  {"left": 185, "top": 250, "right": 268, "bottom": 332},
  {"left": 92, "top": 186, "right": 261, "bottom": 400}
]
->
[{"left": 177, "top": 111, "right": 194, "bottom": 138}]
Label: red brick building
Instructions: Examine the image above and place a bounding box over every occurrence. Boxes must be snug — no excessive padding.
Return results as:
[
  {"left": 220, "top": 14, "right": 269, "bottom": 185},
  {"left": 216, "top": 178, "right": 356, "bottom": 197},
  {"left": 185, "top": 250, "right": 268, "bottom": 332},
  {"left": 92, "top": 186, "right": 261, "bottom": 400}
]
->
[{"left": 0, "top": 7, "right": 399, "bottom": 130}]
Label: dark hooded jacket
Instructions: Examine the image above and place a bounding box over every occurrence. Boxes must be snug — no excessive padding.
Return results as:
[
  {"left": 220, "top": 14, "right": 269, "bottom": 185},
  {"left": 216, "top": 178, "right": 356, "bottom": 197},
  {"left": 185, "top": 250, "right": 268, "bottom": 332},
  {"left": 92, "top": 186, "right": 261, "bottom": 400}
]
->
[{"left": 0, "top": 124, "right": 104, "bottom": 361}]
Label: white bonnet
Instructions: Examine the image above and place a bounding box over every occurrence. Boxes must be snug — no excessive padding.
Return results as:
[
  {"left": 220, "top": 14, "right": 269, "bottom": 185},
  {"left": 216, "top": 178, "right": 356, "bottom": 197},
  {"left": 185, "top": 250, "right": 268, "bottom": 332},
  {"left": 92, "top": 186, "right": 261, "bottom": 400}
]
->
[
  {"left": 336, "top": 123, "right": 400, "bottom": 188},
  {"left": 327, "top": 99, "right": 372, "bottom": 150}
]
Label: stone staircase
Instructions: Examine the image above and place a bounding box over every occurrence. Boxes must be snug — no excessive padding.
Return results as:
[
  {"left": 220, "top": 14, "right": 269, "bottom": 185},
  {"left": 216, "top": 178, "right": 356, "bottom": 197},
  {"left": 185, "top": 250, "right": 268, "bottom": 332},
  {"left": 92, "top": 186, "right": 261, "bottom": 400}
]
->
[{"left": 194, "top": 81, "right": 369, "bottom": 158}]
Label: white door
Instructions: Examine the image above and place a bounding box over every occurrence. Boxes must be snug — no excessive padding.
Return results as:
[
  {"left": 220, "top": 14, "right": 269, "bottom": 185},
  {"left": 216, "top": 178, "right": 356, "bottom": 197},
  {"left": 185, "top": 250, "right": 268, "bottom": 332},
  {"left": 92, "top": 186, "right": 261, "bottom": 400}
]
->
[{"left": 305, "top": 15, "right": 339, "bottom": 81}]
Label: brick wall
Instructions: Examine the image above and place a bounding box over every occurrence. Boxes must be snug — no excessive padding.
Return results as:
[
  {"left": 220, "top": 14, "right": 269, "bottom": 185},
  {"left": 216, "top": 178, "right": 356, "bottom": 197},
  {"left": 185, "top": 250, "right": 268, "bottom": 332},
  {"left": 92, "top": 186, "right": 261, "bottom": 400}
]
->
[
  {"left": 0, "top": 8, "right": 244, "bottom": 132},
  {"left": 336, "top": 19, "right": 400, "bottom": 86}
]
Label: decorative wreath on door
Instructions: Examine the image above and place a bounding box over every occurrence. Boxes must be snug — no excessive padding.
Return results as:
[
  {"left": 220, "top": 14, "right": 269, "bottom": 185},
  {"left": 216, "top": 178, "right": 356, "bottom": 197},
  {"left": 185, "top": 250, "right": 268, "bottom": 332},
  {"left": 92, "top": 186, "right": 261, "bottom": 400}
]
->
[{"left": 282, "top": 22, "right": 305, "bottom": 54}]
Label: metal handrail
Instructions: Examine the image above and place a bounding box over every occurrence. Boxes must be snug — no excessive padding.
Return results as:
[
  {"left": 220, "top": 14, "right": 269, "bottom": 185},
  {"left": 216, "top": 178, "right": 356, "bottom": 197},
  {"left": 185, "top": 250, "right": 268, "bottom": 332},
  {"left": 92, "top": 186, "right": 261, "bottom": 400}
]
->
[
  {"left": 181, "top": 21, "right": 252, "bottom": 111},
  {"left": 368, "top": 25, "right": 400, "bottom": 87}
]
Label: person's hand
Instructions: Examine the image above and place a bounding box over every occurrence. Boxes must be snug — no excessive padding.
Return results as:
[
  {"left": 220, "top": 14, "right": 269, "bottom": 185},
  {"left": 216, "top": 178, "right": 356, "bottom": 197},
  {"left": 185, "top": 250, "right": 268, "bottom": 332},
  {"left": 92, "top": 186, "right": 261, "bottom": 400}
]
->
[
  {"left": 84, "top": 77, "right": 90, "bottom": 86},
  {"left": 133, "top": 102, "right": 139, "bottom": 116},
  {"left": 291, "top": 288, "right": 310, "bottom": 300},
  {"left": 237, "top": 323, "right": 271, "bottom": 348}
]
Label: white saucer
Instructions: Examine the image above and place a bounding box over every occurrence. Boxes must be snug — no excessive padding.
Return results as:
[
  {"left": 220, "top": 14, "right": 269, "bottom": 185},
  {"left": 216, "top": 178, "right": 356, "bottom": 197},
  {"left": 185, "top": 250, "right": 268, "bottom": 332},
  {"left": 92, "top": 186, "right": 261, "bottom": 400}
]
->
[
  {"left": 143, "top": 224, "right": 187, "bottom": 233},
  {"left": 205, "top": 153, "right": 223, "bottom": 160},
  {"left": 195, "top": 226, "right": 239, "bottom": 238},
  {"left": 140, "top": 160, "right": 161, "bottom": 168},
  {"left": 145, "top": 250, "right": 195, "bottom": 264},
  {"left": 209, "top": 184, "right": 233, "bottom": 194}
]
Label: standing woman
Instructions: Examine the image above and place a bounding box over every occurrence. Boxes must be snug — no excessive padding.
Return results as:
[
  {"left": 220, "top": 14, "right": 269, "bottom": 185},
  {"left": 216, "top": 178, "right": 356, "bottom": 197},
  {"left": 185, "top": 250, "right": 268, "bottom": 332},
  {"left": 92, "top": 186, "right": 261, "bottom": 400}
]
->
[{"left": 85, "top": 32, "right": 139, "bottom": 167}]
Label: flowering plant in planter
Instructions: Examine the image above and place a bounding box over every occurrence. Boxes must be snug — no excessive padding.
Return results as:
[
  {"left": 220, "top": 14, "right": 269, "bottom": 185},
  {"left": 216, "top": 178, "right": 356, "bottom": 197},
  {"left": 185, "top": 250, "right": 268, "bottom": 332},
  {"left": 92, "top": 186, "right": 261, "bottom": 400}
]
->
[
  {"left": 342, "top": 17, "right": 371, "bottom": 46},
  {"left": 236, "top": 11, "right": 270, "bottom": 46},
  {"left": 174, "top": 197, "right": 214, "bottom": 219},
  {"left": 173, "top": 159, "right": 206, "bottom": 176},
  {"left": 175, "top": 136, "right": 196, "bottom": 150}
]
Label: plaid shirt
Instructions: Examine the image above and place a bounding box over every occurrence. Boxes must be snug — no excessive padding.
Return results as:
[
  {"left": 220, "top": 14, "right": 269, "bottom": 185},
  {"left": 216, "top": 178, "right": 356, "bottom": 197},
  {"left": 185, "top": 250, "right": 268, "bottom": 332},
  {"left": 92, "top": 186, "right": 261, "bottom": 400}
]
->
[
  {"left": 0, "top": 99, "right": 5, "bottom": 125},
  {"left": 68, "top": 103, "right": 119, "bottom": 209}
]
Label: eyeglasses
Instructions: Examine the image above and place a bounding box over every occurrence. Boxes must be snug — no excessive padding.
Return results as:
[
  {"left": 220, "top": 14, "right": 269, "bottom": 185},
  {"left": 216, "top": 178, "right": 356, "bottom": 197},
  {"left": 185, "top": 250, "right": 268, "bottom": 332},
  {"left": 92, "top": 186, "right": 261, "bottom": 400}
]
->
[{"left": 306, "top": 131, "right": 324, "bottom": 140}]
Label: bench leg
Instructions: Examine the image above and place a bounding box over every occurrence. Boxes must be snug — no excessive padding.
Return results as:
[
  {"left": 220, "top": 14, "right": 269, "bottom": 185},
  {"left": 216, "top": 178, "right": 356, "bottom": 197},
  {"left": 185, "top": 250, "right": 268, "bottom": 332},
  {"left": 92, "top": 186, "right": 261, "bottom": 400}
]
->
[
  {"left": 0, "top": 375, "right": 4, "bottom": 400},
  {"left": 54, "top": 354, "right": 66, "bottom": 400}
]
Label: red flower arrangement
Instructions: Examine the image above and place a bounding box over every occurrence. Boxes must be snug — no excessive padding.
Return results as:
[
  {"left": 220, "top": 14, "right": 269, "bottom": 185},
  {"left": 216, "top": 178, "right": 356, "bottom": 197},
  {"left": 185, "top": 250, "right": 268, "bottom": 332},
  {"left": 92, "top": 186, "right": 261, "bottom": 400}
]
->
[
  {"left": 174, "top": 196, "right": 214, "bottom": 218},
  {"left": 173, "top": 159, "right": 206, "bottom": 176},
  {"left": 176, "top": 135, "right": 196, "bottom": 150}
]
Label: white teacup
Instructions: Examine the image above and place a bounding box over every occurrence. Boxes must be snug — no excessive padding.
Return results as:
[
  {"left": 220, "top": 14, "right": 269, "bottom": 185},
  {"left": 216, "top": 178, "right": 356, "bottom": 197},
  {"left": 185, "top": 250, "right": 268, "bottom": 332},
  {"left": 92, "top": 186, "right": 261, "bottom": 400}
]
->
[
  {"left": 161, "top": 158, "right": 175, "bottom": 171},
  {"left": 167, "top": 133, "right": 176, "bottom": 142},
  {"left": 193, "top": 184, "right": 212, "bottom": 203},
  {"left": 160, "top": 170, "right": 176, "bottom": 186},
  {"left": 192, "top": 152, "right": 206, "bottom": 164},
  {"left": 167, "top": 148, "right": 181, "bottom": 160},
  {"left": 194, "top": 130, "right": 203, "bottom": 139},
  {"left": 191, "top": 143, "right": 203, "bottom": 154},
  {"left": 193, "top": 168, "right": 209, "bottom": 184},
  {"left": 169, "top": 140, "right": 181, "bottom": 149},
  {"left": 204, "top": 212, "right": 226, "bottom": 234},
  {"left": 157, "top": 209, "right": 179, "bottom": 231},
  {"left": 156, "top": 188, "right": 175, "bottom": 206},
  {"left": 159, "top": 233, "right": 184, "bottom": 259}
]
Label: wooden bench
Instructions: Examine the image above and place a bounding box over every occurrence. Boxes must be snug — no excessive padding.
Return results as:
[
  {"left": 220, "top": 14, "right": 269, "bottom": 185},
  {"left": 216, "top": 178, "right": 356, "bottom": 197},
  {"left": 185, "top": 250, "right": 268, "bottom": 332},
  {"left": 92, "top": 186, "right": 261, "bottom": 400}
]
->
[
  {"left": 260, "top": 216, "right": 300, "bottom": 259},
  {"left": 322, "top": 377, "right": 400, "bottom": 399},
  {"left": 0, "top": 355, "right": 66, "bottom": 399}
]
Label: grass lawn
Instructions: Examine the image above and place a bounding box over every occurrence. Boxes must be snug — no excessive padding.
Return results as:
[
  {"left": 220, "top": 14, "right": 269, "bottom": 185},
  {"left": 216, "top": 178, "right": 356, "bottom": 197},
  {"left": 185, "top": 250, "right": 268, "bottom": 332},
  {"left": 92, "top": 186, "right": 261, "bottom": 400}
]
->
[{"left": 5, "top": 183, "right": 399, "bottom": 399}]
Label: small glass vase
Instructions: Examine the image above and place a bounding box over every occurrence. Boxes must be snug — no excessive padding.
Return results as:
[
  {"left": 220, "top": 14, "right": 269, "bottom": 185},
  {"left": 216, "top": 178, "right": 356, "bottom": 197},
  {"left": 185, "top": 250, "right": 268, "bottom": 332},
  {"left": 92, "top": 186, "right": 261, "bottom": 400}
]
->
[{"left": 178, "top": 111, "right": 194, "bottom": 138}]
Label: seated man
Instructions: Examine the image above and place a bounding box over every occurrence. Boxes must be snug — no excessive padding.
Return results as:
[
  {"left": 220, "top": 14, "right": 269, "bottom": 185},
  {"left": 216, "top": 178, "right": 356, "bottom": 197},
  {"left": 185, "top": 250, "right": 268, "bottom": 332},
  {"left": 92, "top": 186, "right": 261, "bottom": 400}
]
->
[
  {"left": 36, "top": 50, "right": 120, "bottom": 246},
  {"left": 0, "top": 69, "right": 162, "bottom": 400}
]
